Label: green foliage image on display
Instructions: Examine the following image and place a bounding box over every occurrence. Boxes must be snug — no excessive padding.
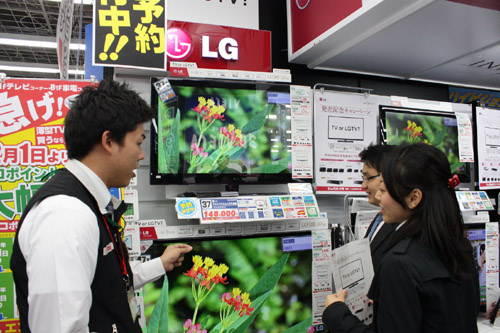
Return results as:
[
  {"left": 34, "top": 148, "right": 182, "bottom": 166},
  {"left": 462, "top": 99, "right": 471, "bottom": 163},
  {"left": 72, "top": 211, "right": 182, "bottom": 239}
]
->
[
  {"left": 156, "top": 85, "right": 291, "bottom": 176},
  {"left": 143, "top": 237, "right": 314, "bottom": 332},
  {"left": 385, "top": 112, "right": 465, "bottom": 174}
]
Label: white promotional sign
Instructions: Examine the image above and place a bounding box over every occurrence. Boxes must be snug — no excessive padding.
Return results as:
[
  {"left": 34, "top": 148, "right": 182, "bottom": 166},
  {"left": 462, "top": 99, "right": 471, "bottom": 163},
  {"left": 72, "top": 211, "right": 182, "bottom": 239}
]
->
[
  {"left": 330, "top": 238, "right": 374, "bottom": 325},
  {"left": 475, "top": 106, "right": 500, "bottom": 190},
  {"left": 167, "top": 0, "right": 259, "bottom": 30},
  {"left": 454, "top": 112, "right": 474, "bottom": 162},
  {"left": 290, "top": 85, "right": 313, "bottom": 178},
  {"left": 313, "top": 90, "right": 378, "bottom": 194}
]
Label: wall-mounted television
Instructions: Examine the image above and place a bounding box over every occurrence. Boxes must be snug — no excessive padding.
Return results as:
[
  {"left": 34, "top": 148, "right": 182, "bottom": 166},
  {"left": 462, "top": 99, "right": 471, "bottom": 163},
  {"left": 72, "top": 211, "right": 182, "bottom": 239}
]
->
[
  {"left": 379, "top": 106, "right": 470, "bottom": 183},
  {"left": 143, "top": 233, "right": 324, "bottom": 332},
  {"left": 150, "top": 78, "right": 306, "bottom": 188}
]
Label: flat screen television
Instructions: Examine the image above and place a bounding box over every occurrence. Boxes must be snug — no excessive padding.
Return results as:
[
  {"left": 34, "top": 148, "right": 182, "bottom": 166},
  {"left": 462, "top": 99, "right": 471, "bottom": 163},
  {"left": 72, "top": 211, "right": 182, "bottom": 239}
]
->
[
  {"left": 142, "top": 233, "right": 324, "bottom": 332},
  {"left": 150, "top": 78, "right": 306, "bottom": 187},
  {"left": 380, "top": 106, "right": 470, "bottom": 182}
]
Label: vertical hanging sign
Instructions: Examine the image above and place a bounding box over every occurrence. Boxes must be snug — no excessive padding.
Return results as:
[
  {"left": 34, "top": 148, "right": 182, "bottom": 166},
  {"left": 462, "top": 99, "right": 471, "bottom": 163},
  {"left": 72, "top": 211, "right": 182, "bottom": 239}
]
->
[
  {"left": 93, "top": 0, "right": 167, "bottom": 71},
  {"left": 56, "top": 0, "right": 74, "bottom": 79}
]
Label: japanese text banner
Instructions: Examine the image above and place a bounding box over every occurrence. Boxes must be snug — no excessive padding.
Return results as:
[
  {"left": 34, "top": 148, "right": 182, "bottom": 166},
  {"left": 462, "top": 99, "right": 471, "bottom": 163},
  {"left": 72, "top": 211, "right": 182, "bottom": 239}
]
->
[{"left": 93, "top": 0, "right": 166, "bottom": 70}]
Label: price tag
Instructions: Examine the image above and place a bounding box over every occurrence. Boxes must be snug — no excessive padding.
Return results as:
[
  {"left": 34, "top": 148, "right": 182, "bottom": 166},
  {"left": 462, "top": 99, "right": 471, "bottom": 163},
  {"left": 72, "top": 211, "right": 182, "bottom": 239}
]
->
[{"left": 202, "top": 208, "right": 239, "bottom": 219}]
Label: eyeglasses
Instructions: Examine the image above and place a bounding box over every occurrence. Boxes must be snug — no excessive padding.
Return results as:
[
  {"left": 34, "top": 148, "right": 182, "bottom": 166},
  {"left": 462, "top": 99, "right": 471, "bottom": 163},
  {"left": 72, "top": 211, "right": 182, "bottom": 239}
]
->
[{"left": 361, "top": 174, "right": 380, "bottom": 182}]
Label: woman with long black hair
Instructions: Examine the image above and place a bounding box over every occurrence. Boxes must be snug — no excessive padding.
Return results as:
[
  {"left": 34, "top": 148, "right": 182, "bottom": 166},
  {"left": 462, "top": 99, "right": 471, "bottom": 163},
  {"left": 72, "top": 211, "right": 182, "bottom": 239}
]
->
[{"left": 322, "top": 143, "right": 479, "bottom": 332}]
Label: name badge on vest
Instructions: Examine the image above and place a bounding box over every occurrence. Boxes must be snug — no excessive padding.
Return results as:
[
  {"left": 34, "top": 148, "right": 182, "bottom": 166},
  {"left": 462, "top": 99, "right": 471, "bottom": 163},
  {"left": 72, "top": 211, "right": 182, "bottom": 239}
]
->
[
  {"left": 103, "top": 242, "right": 114, "bottom": 256},
  {"left": 128, "top": 287, "right": 139, "bottom": 322}
]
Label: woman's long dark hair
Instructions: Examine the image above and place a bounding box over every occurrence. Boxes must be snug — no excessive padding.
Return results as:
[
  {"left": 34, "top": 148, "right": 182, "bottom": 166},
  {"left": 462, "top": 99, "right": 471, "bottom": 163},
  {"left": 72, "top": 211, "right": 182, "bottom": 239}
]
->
[{"left": 381, "top": 143, "right": 473, "bottom": 277}]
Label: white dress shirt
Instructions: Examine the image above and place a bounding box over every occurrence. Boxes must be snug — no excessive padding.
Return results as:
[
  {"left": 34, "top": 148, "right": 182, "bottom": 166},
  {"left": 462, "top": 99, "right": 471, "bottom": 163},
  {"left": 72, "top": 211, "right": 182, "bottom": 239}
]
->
[{"left": 18, "top": 159, "right": 165, "bottom": 333}]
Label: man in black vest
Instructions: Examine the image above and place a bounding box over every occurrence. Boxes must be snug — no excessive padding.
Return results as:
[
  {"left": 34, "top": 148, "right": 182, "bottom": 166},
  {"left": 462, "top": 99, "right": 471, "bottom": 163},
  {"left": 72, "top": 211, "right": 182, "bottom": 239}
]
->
[
  {"left": 359, "top": 144, "right": 397, "bottom": 272},
  {"left": 11, "top": 80, "right": 192, "bottom": 333}
]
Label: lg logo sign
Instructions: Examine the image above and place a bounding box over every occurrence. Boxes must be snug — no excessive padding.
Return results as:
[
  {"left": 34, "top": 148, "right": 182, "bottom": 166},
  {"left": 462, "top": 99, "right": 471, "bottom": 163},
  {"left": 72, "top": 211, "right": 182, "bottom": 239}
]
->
[
  {"left": 202, "top": 36, "right": 238, "bottom": 60},
  {"left": 296, "top": 0, "right": 310, "bottom": 10},
  {"left": 166, "top": 28, "right": 192, "bottom": 60},
  {"left": 166, "top": 28, "right": 239, "bottom": 61}
]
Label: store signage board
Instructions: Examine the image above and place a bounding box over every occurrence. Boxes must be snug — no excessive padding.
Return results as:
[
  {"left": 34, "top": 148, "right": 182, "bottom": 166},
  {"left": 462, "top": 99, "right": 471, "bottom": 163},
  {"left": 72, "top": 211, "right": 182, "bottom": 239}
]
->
[
  {"left": 93, "top": 0, "right": 167, "bottom": 70},
  {"left": 174, "top": 195, "right": 320, "bottom": 223},
  {"left": 449, "top": 87, "right": 500, "bottom": 110},
  {"left": 475, "top": 106, "right": 500, "bottom": 190},
  {"left": 313, "top": 90, "right": 378, "bottom": 194},
  {"left": 166, "top": 21, "right": 271, "bottom": 72},
  {"left": 0, "top": 79, "right": 93, "bottom": 329}
]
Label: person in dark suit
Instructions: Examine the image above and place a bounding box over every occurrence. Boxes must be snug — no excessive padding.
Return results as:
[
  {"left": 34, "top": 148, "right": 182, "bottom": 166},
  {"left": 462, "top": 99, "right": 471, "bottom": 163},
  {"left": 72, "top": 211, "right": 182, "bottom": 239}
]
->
[
  {"left": 323, "top": 143, "right": 479, "bottom": 332},
  {"left": 359, "top": 144, "right": 397, "bottom": 271}
]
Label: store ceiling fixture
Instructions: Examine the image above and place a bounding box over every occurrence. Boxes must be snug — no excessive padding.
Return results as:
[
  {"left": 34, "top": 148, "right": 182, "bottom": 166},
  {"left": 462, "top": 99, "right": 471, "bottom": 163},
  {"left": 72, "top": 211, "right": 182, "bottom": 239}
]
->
[
  {"left": 0, "top": 0, "right": 93, "bottom": 79},
  {"left": 0, "top": 63, "right": 85, "bottom": 75},
  {"left": 0, "top": 36, "right": 85, "bottom": 50}
]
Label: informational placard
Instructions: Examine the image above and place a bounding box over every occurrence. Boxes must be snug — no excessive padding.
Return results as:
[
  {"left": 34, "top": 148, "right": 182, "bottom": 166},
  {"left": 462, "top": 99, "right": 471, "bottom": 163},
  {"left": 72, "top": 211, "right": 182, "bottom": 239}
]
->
[
  {"left": 124, "top": 224, "right": 140, "bottom": 257},
  {"left": 311, "top": 230, "right": 333, "bottom": 328},
  {"left": 123, "top": 189, "right": 139, "bottom": 222},
  {"left": 485, "top": 222, "right": 500, "bottom": 321},
  {"left": 290, "top": 85, "right": 313, "bottom": 178},
  {"left": 475, "top": 106, "right": 500, "bottom": 189},
  {"left": 313, "top": 90, "right": 378, "bottom": 194},
  {"left": 330, "top": 238, "right": 374, "bottom": 325},
  {"left": 0, "top": 79, "right": 92, "bottom": 329},
  {"left": 93, "top": 0, "right": 166, "bottom": 70},
  {"left": 454, "top": 112, "right": 474, "bottom": 162},
  {"left": 456, "top": 191, "right": 494, "bottom": 211},
  {"left": 175, "top": 195, "right": 320, "bottom": 223}
]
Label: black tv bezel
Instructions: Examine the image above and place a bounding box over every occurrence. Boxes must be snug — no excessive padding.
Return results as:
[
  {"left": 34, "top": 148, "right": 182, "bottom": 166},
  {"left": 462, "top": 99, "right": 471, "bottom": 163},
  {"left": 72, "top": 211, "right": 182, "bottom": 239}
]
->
[
  {"left": 149, "top": 77, "right": 310, "bottom": 186},
  {"left": 379, "top": 105, "right": 471, "bottom": 183}
]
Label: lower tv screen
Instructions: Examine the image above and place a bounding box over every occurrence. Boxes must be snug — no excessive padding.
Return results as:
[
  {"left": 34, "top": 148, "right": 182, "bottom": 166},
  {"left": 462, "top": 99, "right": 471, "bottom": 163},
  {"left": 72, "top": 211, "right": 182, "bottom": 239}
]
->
[
  {"left": 150, "top": 78, "right": 301, "bottom": 186},
  {"left": 143, "top": 234, "right": 323, "bottom": 332},
  {"left": 380, "top": 106, "right": 469, "bottom": 182}
]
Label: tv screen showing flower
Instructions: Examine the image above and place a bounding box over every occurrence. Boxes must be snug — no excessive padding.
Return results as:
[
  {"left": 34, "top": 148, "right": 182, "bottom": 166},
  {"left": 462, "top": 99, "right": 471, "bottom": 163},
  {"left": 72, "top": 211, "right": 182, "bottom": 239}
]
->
[
  {"left": 150, "top": 78, "right": 299, "bottom": 185},
  {"left": 143, "top": 234, "right": 322, "bottom": 332},
  {"left": 381, "top": 107, "right": 468, "bottom": 181}
]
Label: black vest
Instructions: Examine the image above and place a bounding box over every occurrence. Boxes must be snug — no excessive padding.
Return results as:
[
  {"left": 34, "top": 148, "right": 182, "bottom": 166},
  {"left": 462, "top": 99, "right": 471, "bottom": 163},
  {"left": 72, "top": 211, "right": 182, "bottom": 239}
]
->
[{"left": 11, "top": 169, "right": 141, "bottom": 333}]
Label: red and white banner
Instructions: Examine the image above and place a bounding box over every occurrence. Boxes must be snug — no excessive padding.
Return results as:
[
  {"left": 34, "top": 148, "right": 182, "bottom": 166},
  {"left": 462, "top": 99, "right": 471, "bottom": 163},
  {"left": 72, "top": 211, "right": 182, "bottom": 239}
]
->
[
  {"left": 166, "top": 21, "right": 271, "bottom": 72},
  {"left": 0, "top": 79, "right": 92, "bottom": 328}
]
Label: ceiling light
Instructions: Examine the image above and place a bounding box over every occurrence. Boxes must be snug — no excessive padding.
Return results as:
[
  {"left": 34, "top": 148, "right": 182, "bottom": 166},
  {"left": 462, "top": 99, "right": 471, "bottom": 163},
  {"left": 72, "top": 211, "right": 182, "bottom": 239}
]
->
[
  {"left": 0, "top": 65, "right": 85, "bottom": 75},
  {"left": 48, "top": 0, "right": 94, "bottom": 5},
  {"left": 0, "top": 38, "right": 85, "bottom": 51}
]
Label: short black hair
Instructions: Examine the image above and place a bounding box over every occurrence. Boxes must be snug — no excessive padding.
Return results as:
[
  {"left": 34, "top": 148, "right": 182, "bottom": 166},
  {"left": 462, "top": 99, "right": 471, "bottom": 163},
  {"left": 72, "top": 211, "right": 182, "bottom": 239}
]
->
[
  {"left": 64, "top": 80, "right": 155, "bottom": 160},
  {"left": 358, "top": 144, "right": 394, "bottom": 171}
]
